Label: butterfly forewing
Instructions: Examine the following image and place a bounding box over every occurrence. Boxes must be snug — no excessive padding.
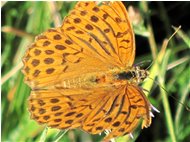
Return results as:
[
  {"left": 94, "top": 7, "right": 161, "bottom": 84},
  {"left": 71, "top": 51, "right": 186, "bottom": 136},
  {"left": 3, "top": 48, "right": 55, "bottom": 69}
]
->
[
  {"left": 63, "top": 1, "right": 135, "bottom": 67},
  {"left": 100, "top": 2, "right": 136, "bottom": 66},
  {"left": 23, "top": 28, "right": 111, "bottom": 89}
]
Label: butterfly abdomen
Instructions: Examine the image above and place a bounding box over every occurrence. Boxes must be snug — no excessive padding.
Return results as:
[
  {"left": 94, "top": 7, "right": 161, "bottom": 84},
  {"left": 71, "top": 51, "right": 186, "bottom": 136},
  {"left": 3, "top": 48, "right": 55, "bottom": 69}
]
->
[
  {"left": 54, "top": 76, "right": 87, "bottom": 89},
  {"left": 54, "top": 71, "right": 121, "bottom": 89}
]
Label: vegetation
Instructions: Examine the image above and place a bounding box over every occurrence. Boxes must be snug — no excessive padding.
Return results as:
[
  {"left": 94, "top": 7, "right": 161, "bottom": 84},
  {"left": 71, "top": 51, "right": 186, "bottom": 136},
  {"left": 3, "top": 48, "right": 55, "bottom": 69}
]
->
[{"left": 2, "top": 1, "right": 190, "bottom": 142}]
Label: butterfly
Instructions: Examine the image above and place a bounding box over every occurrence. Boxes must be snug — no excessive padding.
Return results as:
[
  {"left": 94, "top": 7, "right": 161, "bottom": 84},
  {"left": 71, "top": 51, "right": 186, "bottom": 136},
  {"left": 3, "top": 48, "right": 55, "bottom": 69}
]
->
[{"left": 22, "top": 1, "right": 155, "bottom": 140}]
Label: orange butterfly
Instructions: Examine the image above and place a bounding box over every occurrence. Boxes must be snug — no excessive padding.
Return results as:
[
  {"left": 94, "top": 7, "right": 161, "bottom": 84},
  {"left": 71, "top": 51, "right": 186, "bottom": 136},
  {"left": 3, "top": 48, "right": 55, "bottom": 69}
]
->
[{"left": 22, "top": 1, "right": 156, "bottom": 140}]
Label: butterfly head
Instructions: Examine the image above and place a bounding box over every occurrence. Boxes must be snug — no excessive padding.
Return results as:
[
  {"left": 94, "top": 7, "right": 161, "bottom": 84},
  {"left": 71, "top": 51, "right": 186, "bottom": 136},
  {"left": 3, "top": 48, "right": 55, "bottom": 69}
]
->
[
  {"left": 133, "top": 66, "right": 149, "bottom": 83},
  {"left": 116, "top": 66, "right": 149, "bottom": 84}
]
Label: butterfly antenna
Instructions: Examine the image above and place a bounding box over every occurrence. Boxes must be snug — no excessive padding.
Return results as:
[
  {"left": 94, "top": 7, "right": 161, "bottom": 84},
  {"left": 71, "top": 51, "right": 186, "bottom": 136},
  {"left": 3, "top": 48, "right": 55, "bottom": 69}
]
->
[
  {"left": 145, "top": 26, "right": 182, "bottom": 72},
  {"left": 148, "top": 76, "right": 190, "bottom": 111},
  {"left": 134, "top": 60, "right": 152, "bottom": 68},
  {"left": 145, "top": 60, "right": 154, "bottom": 70},
  {"left": 135, "top": 60, "right": 155, "bottom": 71}
]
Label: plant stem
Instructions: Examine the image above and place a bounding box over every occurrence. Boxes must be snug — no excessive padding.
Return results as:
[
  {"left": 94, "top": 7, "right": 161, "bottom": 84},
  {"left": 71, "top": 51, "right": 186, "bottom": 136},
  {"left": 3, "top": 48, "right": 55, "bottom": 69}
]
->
[{"left": 141, "top": 1, "right": 158, "bottom": 59}]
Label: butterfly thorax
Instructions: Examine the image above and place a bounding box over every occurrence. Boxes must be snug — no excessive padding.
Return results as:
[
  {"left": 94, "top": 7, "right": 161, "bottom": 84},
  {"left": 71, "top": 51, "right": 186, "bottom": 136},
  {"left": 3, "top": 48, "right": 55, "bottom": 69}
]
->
[
  {"left": 104, "top": 66, "right": 149, "bottom": 86},
  {"left": 116, "top": 66, "right": 149, "bottom": 84}
]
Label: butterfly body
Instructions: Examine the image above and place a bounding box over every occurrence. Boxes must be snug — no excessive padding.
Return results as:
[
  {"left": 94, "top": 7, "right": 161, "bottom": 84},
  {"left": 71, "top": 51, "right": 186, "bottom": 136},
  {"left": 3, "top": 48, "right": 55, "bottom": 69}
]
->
[
  {"left": 23, "top": 1, "right": 154, "bottom": 140},
  {"left": 89, "top": 66, "right": 149, "bottom": 86},
  {"left": 51, "top": 68, "right": 124, "bottom": 89},
  {"left": 53, "top": 66, "right": 148, "bottom": 90}
]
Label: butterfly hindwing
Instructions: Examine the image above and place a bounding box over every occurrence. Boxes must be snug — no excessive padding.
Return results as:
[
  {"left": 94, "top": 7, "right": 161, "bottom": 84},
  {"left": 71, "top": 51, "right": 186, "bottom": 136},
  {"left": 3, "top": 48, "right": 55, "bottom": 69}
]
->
[
  {"left": 29, "top": 86, "right": 123, "bottom": 131},
  {"left": 104, "top": 84, "right": 151, "bottom": 140}
]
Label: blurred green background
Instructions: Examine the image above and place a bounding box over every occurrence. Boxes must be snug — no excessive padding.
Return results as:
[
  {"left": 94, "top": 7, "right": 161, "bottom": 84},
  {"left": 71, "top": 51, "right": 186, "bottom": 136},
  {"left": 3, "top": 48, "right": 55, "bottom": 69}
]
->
[{"left": 1, "top": 1, "right": 190, "bottom": 142}]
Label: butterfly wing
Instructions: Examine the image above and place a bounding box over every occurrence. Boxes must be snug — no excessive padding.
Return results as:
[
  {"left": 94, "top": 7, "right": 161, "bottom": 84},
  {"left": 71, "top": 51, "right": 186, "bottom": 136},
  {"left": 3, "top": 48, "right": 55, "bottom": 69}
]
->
[
  {"left": 28, "top": 86, "right": 121, "bottom": 130},
  {"left": 63, "top": 1, "right": 135, "bottom": 67},
  {"left": 22, "top": 27, "right": 114, "bottom": 90},
  {"left": 102, "top": 84, "right": 152, "bottom": 140},
  {"left": 28, "top": 83, "right": 151, "bottom": 139},
  {"left": 23, "top": 1, "right": 135, "bottom": 89},
  {"left": 101, "top": 1, "right": 136, "bottom": 66},
  {"left": 79, "top": 84, "right": 151, "bottom": 139}
]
